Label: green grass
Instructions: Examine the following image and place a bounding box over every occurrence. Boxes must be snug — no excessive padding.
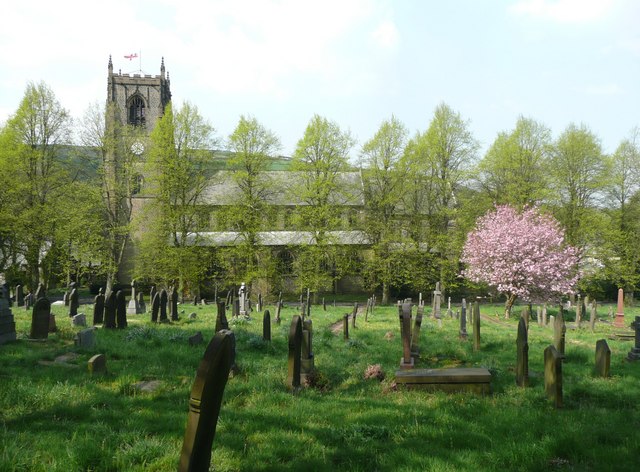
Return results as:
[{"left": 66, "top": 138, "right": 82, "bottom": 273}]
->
[{"left": 1, "top": 301, "right": 639, "bottom": 471}]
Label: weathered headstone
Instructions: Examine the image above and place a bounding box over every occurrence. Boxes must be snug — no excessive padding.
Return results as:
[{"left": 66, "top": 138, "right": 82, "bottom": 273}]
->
[
  {"left": 48, "top": 313, "right": 57, "bottom": 332},
  {"left": 553, "top": 307, "right": 566, "bottom": 357},
  {"left": 544, "top": 345, "right": 563, "bottom": 408},
  {"left": 63, "top": 290, "right": 69, "bottom": 307},
  {"left": 287, "top": 315, "right": 303, "bottom": 390},
  {"left": 410, "top": 304, "right": 424, "bottom": 358},
  {"left": 151, "top": 292, "right": 160, "bottom": 323},
  {"left": 72, "top": 313, "right": 87, "bottom": 327},
  {"left": 459, "top": 298, "right": 468, "bottom": 340},
  {"left": 159, "top": 289, "right": 169, "bottom": 323},
  {"left": 473, "top": 302, "right": 481, "bottom": 351},
  {"left": 116, "top": 290, "right": 127, "bottom": 329},
  {"left": 93, "top": 290, "right": 105, "bottom": 325},
  {"left": 232, "top": 298, "right": 239, "bottom": 318},
  {"left": 432, "top": 282, "right": 442, "bottom": 319},
  {"left": 516, "top": 318, "right": 529, "bottom": 387},
  {"left": 88, "top": 354, "right": 107, "bottom": 375},
  {"left": 178, "top": 329, "right": 235, "bottom": 472},
  {"left": 188, "top": 312, "right": 197, "bottom": 320},
  {"left": 262, "top": 310, "right": 271, "bottom": 342},
  {"left": 15, "top": 285, "right": 24, "bottom": 307},
  {"left": 0, "top": 284, "right": 16, "bottom": 344},
  {"left": 575, "top": 294, "right": 582, "bottom": 328},
  {"left": 75, "top": 328, "right": 96, "bottom": 349},
  {"left": 627, "top": 316, "right": 640, "bottom": 361},
  {"left": 300, "top": 318, "right": 314, "bottom": 382},
  {"left": 29, "top": 297, "right": 50, "bottom": 340},
  {"left": 215, "top": 301, "right": 228, "bottom": 332},
  {"left": 400, "top": 302, "right": 414, "bottom": 369},
  {"left": 171, "top": 286, "right": 179, "bottom": 321},
  {"left": 69, "top": 287, "right": 79, "bottom": 317},
  {"left": 189, "top": 332, "right": 204, "bottom": 346},
  {"left": 542, "top": 304, "right": 548, "bottom": 327},
  {"left": 104, "top": 290, "right": 117, "bottom": 329},
  {"left": 536, "top": 306, "right": 542, "bottom": 326},
  {"left": 238, "top": 283, "right": 247, "bottom": 317},
  {"left": 595, "top": 339, "right": 610, "bottom": 377},
  {"left": 614, "top": 288, "right": 625, "bottom": 327},
  {"left": 127, "top": 279, "right": 140, "bottom": 315},
  {"left": 257, "top": 293, "right": 263, "bottom": 313},
  {"left": 137, "top": 291, "right": 146, "bottom": 313},
  {"left": 589, "top": 301, "right": 597, "bottom": 332}
]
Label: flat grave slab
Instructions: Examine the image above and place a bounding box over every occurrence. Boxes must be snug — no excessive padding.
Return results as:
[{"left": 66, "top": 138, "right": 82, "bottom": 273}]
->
[{"left": 395, "top": 367, "right": 491, "bottom": 394}]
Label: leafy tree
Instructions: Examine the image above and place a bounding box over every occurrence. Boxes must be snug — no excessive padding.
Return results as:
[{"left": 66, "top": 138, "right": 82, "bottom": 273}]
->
[
  {"left": 289, "top": 114, "right": 355, "bottom": 295},
  {"left": 461, "top": 205, "right": 579, "bottom": 318}
]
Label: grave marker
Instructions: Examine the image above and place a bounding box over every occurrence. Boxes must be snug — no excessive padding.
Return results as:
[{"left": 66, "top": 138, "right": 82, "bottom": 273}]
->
[
  {"left": 15, "top": 285, "right": 24, "bottom": 307},
  {"left": 287, "top": 316, "right": 303, "bottom": 390},
  {"left": 300, "top": 318, "right": 314, "bottom": 382},
  {"left": 69, "top": 287, "right": 79, "bottom": 318},
  {"left": 262, "top": 310, "right": 271, "bottom": 341},
  {"left": 215, "top": 301, "right": 229, "bottom": 332},
  {"left": 171, "top": 286, "right": 179, "bottom": 321},
  {"left": 159, "top": 289, "right": 169, "bottom": 323},
  {"left": 544, "top": 345, "right": 563, "bottom": 408},
  {"left": 589, "top": 301, "right": 597, "bottom": 332},
  {"left": 432, "top": 282, "right": 442, "bottom": 319},
  {"left": 116, "top": 290, "right": 127, "bottom": 329},
  {"left": 104, "top": 290, "right": 116, "bottom": 329},
  {"left": 30, "top": 297, "right": 50, "bottom": 340},
  {"left": 614, "top": 288, "right": 625, "bottom": 327},
  {"left": 75, "top": 328, "right": 96, "bottom": 349},
  {"left": 595, "top": 339, "right": 610, "bottom": 377},
  {"left": 189, "top": 332, "right": 204, "bottom": 346},
  {"left": 93, "top": 290, "right": 105, "bottom": 325},
  {"left": 72, "top": 313, "right": 87, "bottom": 327},
  {"left": 34, "top": 283, "right": 45, "bottom": 302},
  {"left": 88, "top": 354, "right": 107, "bottom": 375},
  {"left": 553, "top": 307, "right": 566, "bottom": 357},
  {"left": 473, "top": 302, "right": 481, "bottom": 351},
  {"left": 400, "top": 302, "right": 414, "bottom": 369},
  {"left": 410, "top": 304, "right": 424, "bottom": 358},
  {"left": 627, "top": 316, "right": 640, "bottom": 361},
  {"left": 151, "top": 293, "right": 160, "bottom": 323},
  {"left": 516, "top": 318, "right": 529, "bottom": 387}
]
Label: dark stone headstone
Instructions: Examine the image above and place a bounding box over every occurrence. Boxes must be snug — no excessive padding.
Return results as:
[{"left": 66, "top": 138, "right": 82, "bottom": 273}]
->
[
  {"left": 473, "top": 301, "right": 481, "bottom": 351},
  {"left": 287, "top": 316, "right": 303, "bottom": 390},
  {"left": 24, "top": 292, "right": 32, "bottom": 310},
  {"left": 516, "top": 318, "right": 529, "bottom": 387},
  {"left": 257, "top": 293, "right": 263, "bottom": 313},
  {"left": 69, "top": 288, "right": 79, "bottom": 317},
  {"left": 63, "top": 290, "right": 69, "bottom": 307},
  {"left": 75, "top": 328, "right": 96, "bottom": 349},
  {"left": 93, "top": 291, "right": 105, "bottom": 325},
  {"left": 116, "top": 290, "right": 127, "bottom": 329},
  {"left": 171, "top": 286, "right": 179, "bottom": 321},
  {"left": 72, "top": 313, "right": 87, "bottom": 327},
  {"left": 215, "top": 301, "right": 228, "bottom": 332},
  {"left": 300, "top": 318, "right": 314, "bottom": 381},
  {"left": 149, "top": 285, "right": 157, "bottom": 305},
  {"left": 159, "top": 289, "right": 169, "bottom": 323},
  {"left": 0, "top": 284, "right": 16, "bottom": 344},
  {"left": 48, "top": 313, "right": 57, "bottom": 332},
  {"left": 575, "top": 295, "right": 582, "bottom": 329},
  {"left": 432, "top": 282, "right": 442, "bottom": 319},
  {"left": 189, "top": 312, "right": 197, "bottom": 320},
  {"left": 232, "top": 298, "right": 239, "bottom": 318},
  {"left": 179, "top": 330, "right": 235, "bottom": 472},
  {"left": 15, "top": 285, "right": 24, "bottom": 307},
  {"left": 595, "top": 339, "right": 611, "bottom": 377},
  {"left": 263, "top": 310, "right": 271, "bottom": 341},
  {"left": 410, "top": 304, "right": 424, "bottom": 358},
  {"left": 553, "top": 307, "right": 566, "bottom": 357},
  {"left": 103, "top": 290, "right": 117, "bottom": 329},
  {"left": 150, "top": 293, "right": 160, "bottom": 322},
  {"left": 189, "top": 331, "right": 204, "bottom": 346},
  {"left": 400, "top": 302, "right": 414, "bottom": 369},
  {"left": 275, "top": 301, "right": 282, "bottom": 325},
  {"left": 627, "top": 316, "right": 640, "bottom": 361},
  {"left": 88, "top": 354, "right": 107, "bottom": 375},
  {"left": 544, "top": 345, "right": 563, "bottom": 408},
  {"left": 30, "top": 297, "right": 51, "bottom": 340}
]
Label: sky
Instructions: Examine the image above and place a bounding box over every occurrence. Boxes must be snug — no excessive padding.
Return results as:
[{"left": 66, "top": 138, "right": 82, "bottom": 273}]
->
[{"left": 0, "top": 0, "right": 638, "bottom": 158}]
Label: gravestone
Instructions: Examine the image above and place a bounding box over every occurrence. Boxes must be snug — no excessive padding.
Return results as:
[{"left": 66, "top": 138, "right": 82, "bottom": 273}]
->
[
  {"left": 627, "top": 316, "right": 640, "bottom": 361},
  {"left": 459, "top": 298, "right": 468, "bottom": 340},
  {"left": 544, "top": 345, "right": 563, "bottom": 408},
  {"left": 343, "top": 314, "right": 349, "bottom": 340},
  {"left": 48, "top": 313, "right": 57, "bottom": 332},
  {"left": 410, "top": 304, "right": 424, "bottom": 358},
  {"left": 103, "top": 291, "right": 117, "bottom": 329},
  {"left": 127, "top": 279, "right": 139, "bottom": 315},
  {"left": 553, "top": 307, "right": 566, "bottom": 357},
  {"left": 257, "top": 293, "right": 262, "bottom": 313},
  {"left": 188, "top": 312, "right": 197, "bottom": 320},
  {"left": 159, "top": 289, "right": 169, "bottom": 323},
  {"left": 232, "top": 298, "right": 239, "bottom": 318},
  {"left": 542, "top": 304, "right": 548, "bottom": 327},
  {"left": 262, "top": 310, "right": 271, "bottom": 342},
  {"left": 72, "top": 313, "right": 87, "bottom": 327},
  {"left": 300, "top": 318, "right": 314, "bottom": 382},
  {"left": 395, "top": 368, "right": 492, "bottom": 394},
  {"left": 115, "top": 290, "right": 127, "bottom": 329},
  {"left": 215, "top": 301, "right": 229, "bottom": 332},
  {"left": 75, "top": 328, "right": 96, "bottom": 349},
  {"left": 178, "top": 330, "right": 235, "bottom": 472},
  {"left": 171, "top": 286, "right": 179, "bottom": 321},
  {"left": 137, "top": 291, "right": 146, "bottom": 314},
  {"left": 595, "top": 339, "right": 610, "bottom": 377},
  {"left": 88, "top": 354, "right": 107, "bottom": 375},
  {"left": 151, "top": 292, "right": 160, "bottom": 323},
  {"left": 575, "top": 294, "right": 582, "bottom": 328},
  {"left": 238, "top": 283, "right": 247, "bottom": 317},
  {"left": 93, "top": 289, "right": 105, "bottom": 325},
  {"left": 432, "top": 282, "right": 442, "bottom": 319},
  {"left": 400, "top": 302, "right": 414, "bottom": 369},
  {"left": 473, "top": 302, "right": 481, "bottom": 351},
  {"left": 287, "top": 316, "right": 303, "bottom": 390},
  {"left": 589, "top": 301, "right": 597, "bottom": 331},
  {"left": 537, "top": 306, "right": 542, "bottom": 326},
  {"left": 69, "top": 287, "right": 79, "bottom": 317},
  {"left": 516, "top": 318, "right": 529, "bottom": 387},
  {"left": 446, "top": 297, "right": 452, "bottom": 318},
  {"left": 15, "top": 285, "right": 24, "bottom": 306},
  {"left": 29, "top": 297, "right": 50, "bottom": 340},
  {"left": 189, "top": 332, "right": 204, "bottom": 346},
  {"left": 614, "top": 288, "right": 625, "bottom": 328},
  {"left": 0, "top": 284, "right": 17, "bottom": 344},
  {"left": 34, "top": 282, "right": 45, "bottom": 302}
]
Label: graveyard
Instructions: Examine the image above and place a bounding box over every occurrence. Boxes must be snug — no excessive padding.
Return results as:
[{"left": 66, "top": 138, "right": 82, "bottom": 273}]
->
[{"left": 1, "top": 294, "right": 640, "bottom": 471}]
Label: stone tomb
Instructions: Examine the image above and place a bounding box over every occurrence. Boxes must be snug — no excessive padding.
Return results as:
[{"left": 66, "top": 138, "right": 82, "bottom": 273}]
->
[
  {"left": 179, "top": 330, "right": 235, "bottom": 472},
  {"left": 395, "top": 367, "right": 491, "bottom": 394}
]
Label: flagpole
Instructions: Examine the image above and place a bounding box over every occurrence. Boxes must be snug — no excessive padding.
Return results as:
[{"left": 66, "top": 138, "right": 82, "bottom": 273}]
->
[{"left": 138, "top": 49, "right": 142, "bottom": 73}]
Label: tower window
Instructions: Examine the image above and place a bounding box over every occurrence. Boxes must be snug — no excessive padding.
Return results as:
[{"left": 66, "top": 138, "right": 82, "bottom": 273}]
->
[{"left": 128, "top": 96, "right": 146, "bottom": 127}]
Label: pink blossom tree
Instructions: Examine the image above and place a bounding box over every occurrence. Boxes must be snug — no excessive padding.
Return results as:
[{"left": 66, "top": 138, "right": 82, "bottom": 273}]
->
[{"left": 461, "top": 205, "right": 579, "bottom": 318}]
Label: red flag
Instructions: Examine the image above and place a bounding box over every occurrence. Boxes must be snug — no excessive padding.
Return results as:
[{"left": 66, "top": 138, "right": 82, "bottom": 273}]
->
[{"left": 124, "top": 53, "right": 138, "bottom": 61}]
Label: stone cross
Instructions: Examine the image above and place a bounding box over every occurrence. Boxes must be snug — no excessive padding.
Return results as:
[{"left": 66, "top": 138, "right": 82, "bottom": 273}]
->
[
  {"left": 544, "top": 345, "right": 563, "bottom": 408},
  {"left": 516, "top": 318, "right": 529, "bottom": 387},
  {"left": 473, "top": 302, "right": 481, "bottom": 351},
  {"left": 30, "top": 297, "right": 51, "bottom": 340},
  {"left": 553, "top": 307, "right": 566, "bottom": 357},
  {"left": 178, "top": 329, "right": 235, "bottom": 472},
  {"left": 400, "top": 302, "right": 414, "bottom": 369},
  {"left": 116, "top": 290, "right": 127, "bottom": 329},
  {"left": 287, "top": 315, "right": 303, "bottom": 390},
  {"left": 459, "top": 298, "right": 468, "bottom": 340},
  {"left": 595, "top": 339, "right": 611, "bottom": 377},
  {"left": 614, "top": 288, "right": 625, "bottom": 327},
  {"left": 215, "top": 301, "right": 229, "bottom": 332},
  {"left": 103, "top": 290, "right": 117, "bottom": 329},
  {"left": 627, "top": 316, "right": 640, "bottom": 361},
  {"left": 262, "top": 310, "right": 271, "bottom": 342}
]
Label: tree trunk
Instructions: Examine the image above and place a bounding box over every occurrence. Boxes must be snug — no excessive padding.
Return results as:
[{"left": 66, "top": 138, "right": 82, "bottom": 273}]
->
[{"left": 504, "top": 293, "right": 517, "bottom": 319}]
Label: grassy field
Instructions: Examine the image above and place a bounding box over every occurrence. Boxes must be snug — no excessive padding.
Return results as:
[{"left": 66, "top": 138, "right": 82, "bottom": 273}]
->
[{"left": 1, "top": 298, "right": 639, "bottom": 471}]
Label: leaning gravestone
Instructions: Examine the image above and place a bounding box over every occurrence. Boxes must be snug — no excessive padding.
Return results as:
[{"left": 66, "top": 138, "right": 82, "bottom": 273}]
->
[
  {"left": 262, "top": 310, "right": 271, "bottom": 342},
  {"left": 159, "top": 289, "right": 169, "bottom": 323},
  {"left": 516, "top": 318, "right": 529, "bottom": 387},
  {"left": 553, "top": 307, "right": 566, "bottom": 357},
  {"left": 179, "top": 329, "right": 235, "bottom": 472},
  {"left": 151, "top": 292, "right": 160, "bottom": 323},
  {"left": 544, "top": 345, "right": 563, "bottom": 408},
  {"left": 215, "top": 301, "right": 229, "bottom": 332},
  {"left": 595, "top": 339, "right": 611, "bottom": 377},
  {"left": 115, "top": 290, "right": 127, "bottom": 329},
  {"left": 29, "top": 297, "right": 50, "bottom": 340},
  {"left": 0, "top": 284, "right": 17, "bottom": 344},
  {"left": 103, "top": 291, "right": 117, "bottom": 329},
  {"left": 410, "top": 303, "right": 424, "bottom": 358},
  {"left": 287, "top": 316, "right": 303, "bottom": 390},
  {"left": 69, "top": 287, "right": 79, "bottom": 318},
  {"left": 93, "top": 289, "right": 105, "bottom": 325},
  {"left": 24, "top": 292, "right": 32, "bottom": 310},
  {"left": 72, "top": 313, "right": 87, "bottom": 327}
]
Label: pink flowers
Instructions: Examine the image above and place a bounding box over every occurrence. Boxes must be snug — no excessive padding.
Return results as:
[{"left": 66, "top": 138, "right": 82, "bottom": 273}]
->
[{"left": 461, "top": 205, "right": 579, "bottom": 303}]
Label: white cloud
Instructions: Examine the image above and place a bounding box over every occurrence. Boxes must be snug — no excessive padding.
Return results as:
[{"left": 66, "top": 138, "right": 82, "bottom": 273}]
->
[
  {"left": 509, "top": 0, "right": 615, "bottom": 23},
  {"left": 583, "top": 83, "right": 624, "bottom": 96},
  {"left": 371, "top": 20, "right": 400, "bottom": 50}
]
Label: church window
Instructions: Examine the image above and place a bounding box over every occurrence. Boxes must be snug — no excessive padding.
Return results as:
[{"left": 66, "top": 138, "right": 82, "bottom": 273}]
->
[{"left": 128, "top": 96, "right": 146, "bottom": 127}]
